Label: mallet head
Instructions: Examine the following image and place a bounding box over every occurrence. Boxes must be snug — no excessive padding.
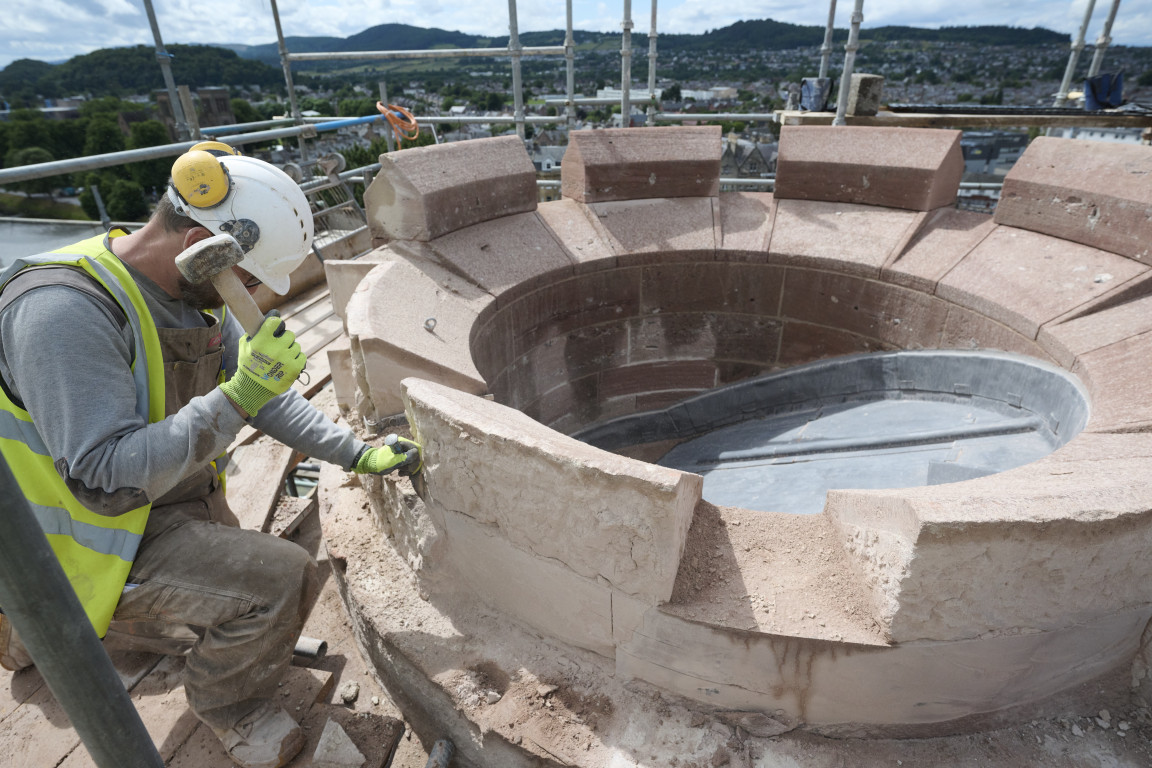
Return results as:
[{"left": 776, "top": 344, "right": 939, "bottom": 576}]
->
[{"left": 175, "top": 234, "right": 246, "bottom": 284}]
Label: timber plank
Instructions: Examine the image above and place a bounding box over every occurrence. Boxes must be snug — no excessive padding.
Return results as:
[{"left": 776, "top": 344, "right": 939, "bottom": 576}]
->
[
  {"left": 225, "top": 434, "right": 297, "bottom": 531},
  {"left": 57, "top": 656, "right": 198, "bottom": 767},
  {"left": 165, "top": 666, "right": 333, "bottom": 768}
]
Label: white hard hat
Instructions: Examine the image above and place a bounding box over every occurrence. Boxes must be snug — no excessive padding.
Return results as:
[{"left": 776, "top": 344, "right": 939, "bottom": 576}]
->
[{"left": 168, "top": 151, "right": 314, "bottom": 294}]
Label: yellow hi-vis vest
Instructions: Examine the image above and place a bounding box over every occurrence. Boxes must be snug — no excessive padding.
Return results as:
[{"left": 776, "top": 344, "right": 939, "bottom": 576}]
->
[{"left": 0, "top": 232, "right": 164, "bottom": 637}]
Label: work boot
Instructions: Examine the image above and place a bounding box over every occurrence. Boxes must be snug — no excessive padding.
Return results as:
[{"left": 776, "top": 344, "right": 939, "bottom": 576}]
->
[
  {"left": 0, "top": 614, "right": 33, "bottom": 672},
  {"left": 212, "top": 702, "right": 305, "bottom": 768}
]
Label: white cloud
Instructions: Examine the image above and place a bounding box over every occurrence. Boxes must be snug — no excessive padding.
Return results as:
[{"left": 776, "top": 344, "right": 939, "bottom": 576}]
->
[{"left": 2, "top": 0, "right": 1150, "bottom": 70}]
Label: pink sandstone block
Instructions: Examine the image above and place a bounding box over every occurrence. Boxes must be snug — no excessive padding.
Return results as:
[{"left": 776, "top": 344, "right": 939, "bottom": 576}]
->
[
  {"left": 441, "top": 507, "right": 615, "bottom": 657},
  {"left": 828, "top": 432, "right": 1152, "bottom": 643},
  {"left": 562, "top": 126, "right": 721, "bottom": 203},
  {"left": 584, "top": 197, "right": 717, "bottom": 258},
  {"left": 1074, "top": 330, "right": 1152, "bottom": 433},
  {"left": 403, "top": 378, "right": 702, "bottom": 604},
  {"left": 780, "top": 269, "right": 950, "bottom": 350},
  {"left": 882, "top": 208, "right": 997, "bottom": 293},
  {"left": 324, "top": 251, "right": 389, "bottom": 320},
  {"left": 774, "top": 126, "right": 963, "bottom": 211},
  {"left": 535, "top": 197, "right": 617, "bottom": 270},
  {"left": 769, "top": 199, "right": 922, "bottom": 278},
  {"left": 425, "top": 211, "right": 575, "bottom": 302},
  {"left": 1040, "top": 283, "right": 1152, "bottom": 369},
  {"left": 717, "top": 191, "right": 777, "bottom": 257},
  {"left": 345, "top": 262, "right": 487, "bottom": 417},
  {"left": 363, "top": 135, "right": 537, "bottom": 242},
  {"left": 995, "top": 137, "right": 1152, "bottom": 261},
  {"left": 938, "top": 305, "right": 1054, "bottom": 363},
  {"left": 935, "top": 226, "right": 1148, "bottom": 339}
]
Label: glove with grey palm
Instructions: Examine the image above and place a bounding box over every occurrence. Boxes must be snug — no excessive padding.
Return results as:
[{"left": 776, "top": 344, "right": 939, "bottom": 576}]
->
[
  {"left": 353, "top": 434, "right": 423, "bottom": 477},
  {"left": 219, "top": 310, "right": 305, "bottom": 417}
]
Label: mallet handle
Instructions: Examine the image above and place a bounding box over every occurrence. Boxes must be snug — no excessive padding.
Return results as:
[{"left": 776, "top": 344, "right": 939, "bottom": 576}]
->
[{"left": 212, "top": 269, "right": 266, "bottom": 336}]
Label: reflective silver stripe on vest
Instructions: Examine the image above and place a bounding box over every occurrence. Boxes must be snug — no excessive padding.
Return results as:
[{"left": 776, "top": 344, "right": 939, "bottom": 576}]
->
[
  {"left": 0, "top": 408, "right": 49, "bottom": 455},
  {"left": 28, "top": 500, "right": 142, "bottom": 562}
]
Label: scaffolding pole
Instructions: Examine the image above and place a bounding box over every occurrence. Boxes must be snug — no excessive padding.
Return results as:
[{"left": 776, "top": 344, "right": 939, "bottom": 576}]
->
[
  {"left": 141, "top": 0, "right": 189, "bottom": 141},
  {"left": 646, "top": 0, "right": 658, "bottom": 126},
  {"left": 1055, "top": 0, "right": 1097, "bottom": 106},
  {"left": 831, "top": 0, "right": 864, "bottom": 126},
  {"left": 819, "top": 0, "right": 838, "bottom": 79},
  {"left": 508, "top": 0, "right": 526, "bottom": 139},
  {"left": 1087, "top": 0, "right": 1122, "bottom": 78},
  {"left": 621, "top": 0, "right": 634, "bottom": 123},
  {"left": 565, "top": 0, "right": 576, "bottom": 130},
  {"left": 269, "top": 0, "right": 309, "bottom": 161}
]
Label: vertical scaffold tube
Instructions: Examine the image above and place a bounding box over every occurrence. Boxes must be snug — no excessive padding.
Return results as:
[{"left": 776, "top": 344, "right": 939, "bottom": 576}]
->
[
  {"left": 621, "top": 0, "right": 633, "bottom": 124},
  {"left": 647, "top": 0, "right": 659, "bottom": 126},
  {"left": 566, "top": 0, "right": 576, "bottom": 130},
  {"left": 141, "top": 0, "right": 189, "bottom": 140},
  {"left": 1055, "top": 0, "right": 1097, "bottom": 106},
  {"left": 508, "top": 0, "right": 526, "bottom": 139},
  {"left": 1087, "top": 0, "right": 1122, "bottom": 78},
  {"left": 269, "top": 0, "right": 309, "bottom": 160},
  {"left": 831, "top": 0, "right": 864, "bottom": 126},
  {"left": 819, "top": 0, "right": 838, "bottom": 80},
  {"left": 0, "top": 458, "right": 163, "bottom": 768}
]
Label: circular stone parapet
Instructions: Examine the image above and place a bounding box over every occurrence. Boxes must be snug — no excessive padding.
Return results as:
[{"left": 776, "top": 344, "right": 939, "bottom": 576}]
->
[{"left": 327, "top": 127, "right": 1152, "bottom": 757}]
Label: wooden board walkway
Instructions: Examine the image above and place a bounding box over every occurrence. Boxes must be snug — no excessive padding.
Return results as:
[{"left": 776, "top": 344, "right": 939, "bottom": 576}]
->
[{"left": 0, "top": 282, "right": 411, "bottom": 766}]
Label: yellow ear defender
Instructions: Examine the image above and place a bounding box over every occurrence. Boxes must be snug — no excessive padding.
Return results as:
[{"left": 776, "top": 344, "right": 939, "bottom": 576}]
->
[{"left": 171, "top": 149, "right": 232, "bottom": 209}]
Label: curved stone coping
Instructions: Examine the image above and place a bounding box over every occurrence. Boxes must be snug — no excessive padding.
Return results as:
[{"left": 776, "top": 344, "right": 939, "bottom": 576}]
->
[
  {"left": 829, "top": 432, "right": 1152, "bottom": 643},
  {"left": 332, "top": 132, "right": 1152, "bottom": 731},
  {"left": 403, "top": 378, "right": 700, "bottom": 610},
  {"left": 574, "top": 349, "right": 1089, "bottom": 454},
  {"left": 326, "top": 442, "right": 1151, "bottom": 736}
]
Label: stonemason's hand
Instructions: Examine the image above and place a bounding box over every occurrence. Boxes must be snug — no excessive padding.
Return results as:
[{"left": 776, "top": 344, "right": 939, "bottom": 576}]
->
[
  {"left": 354, "top": 435, "right": 423, "bottom": 477},
  {"left": 219, "top": 310, "right": 305, "bottom": 417}
]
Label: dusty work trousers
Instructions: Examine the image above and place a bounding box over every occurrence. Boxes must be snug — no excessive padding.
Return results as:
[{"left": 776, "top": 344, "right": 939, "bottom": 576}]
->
[{"left": 103, "top": 487, "right": 319, "bottom": 730}]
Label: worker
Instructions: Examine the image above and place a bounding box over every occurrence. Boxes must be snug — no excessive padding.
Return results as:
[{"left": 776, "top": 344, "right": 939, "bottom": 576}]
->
[{"left": 0, "top": 144, "right": 420, "bottom": 768}]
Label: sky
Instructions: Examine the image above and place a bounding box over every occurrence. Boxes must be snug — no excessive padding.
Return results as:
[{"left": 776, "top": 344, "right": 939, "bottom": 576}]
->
[{"left": 1, "top": 0, "right": 1151, "bottom": 70}]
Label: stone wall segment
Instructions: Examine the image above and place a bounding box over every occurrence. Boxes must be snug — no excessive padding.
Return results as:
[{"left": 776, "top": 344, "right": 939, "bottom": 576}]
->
[
  {"left": 616, "top": 603, "right": 1147, "bottom": 732},
  {"left": 402, "top": 378, "right": 702, "bottom": 604},
  {"left": 935, "top": 226, "right": 1148, "bottom": 339},
  {"left": 774, "top": 126, "right": 964, "bottom": 211},
  {"left": 827, "top": 433, "right": 1152, "bottom": 644},
  {"left": 362, "top": 135, "right": 537, "bottom": 242},
  {"left": 584, "top": 197, "right": 717, "bottom": 258},
  {"left": 995, "top": 137, "right": 1152, "bottom": 261},
  {"left": 769, "top": 199, "right": 923, "bottom": 278},
  {"left": 561, "top": 126, "right": 721, "bottom": 203},
  {"left": 717, "top": 191, "right": 776, "bottom": 257},
  {"left": 345, "top": 261, "right": 487, "bottom": 418},
  {"left": 421, "top": 211, "right": 576, "bottom": 303},
  {"left": 881, "top": 208, "right": 997, "bottom": 294}
]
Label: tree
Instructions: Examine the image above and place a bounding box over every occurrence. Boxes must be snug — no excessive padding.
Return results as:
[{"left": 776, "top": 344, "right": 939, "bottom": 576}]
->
[
  {"left": 83, "top": 116, "right": 125, "bottom": 158},
  {"left": 231, "top": 98, "right": 261, "bottom": 123},
  {"left": 3, "top": 146, "right": 57, "bottom": 196},
  {"left": 126, "top": 120, "right": 173, "bottom": 193},
  {"left": 105, "top": 179, "right": 149, "bottom": 222},
  {"left": 663, "top": 83, "right": 682, "bottom": 102}
]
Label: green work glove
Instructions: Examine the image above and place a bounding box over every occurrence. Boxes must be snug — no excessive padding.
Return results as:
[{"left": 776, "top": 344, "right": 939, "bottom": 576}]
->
[
  {"left": 220, "top": 311, "right": 305, "bottom": 417},
  {"left": 354, "top": 435, "right": 423, "bottom": 477}
]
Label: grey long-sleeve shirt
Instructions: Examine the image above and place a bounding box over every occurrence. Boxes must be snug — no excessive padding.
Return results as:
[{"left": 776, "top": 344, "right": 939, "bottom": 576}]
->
[{"left": 0, "top": 260, "right": 365, "bottom": 513}]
